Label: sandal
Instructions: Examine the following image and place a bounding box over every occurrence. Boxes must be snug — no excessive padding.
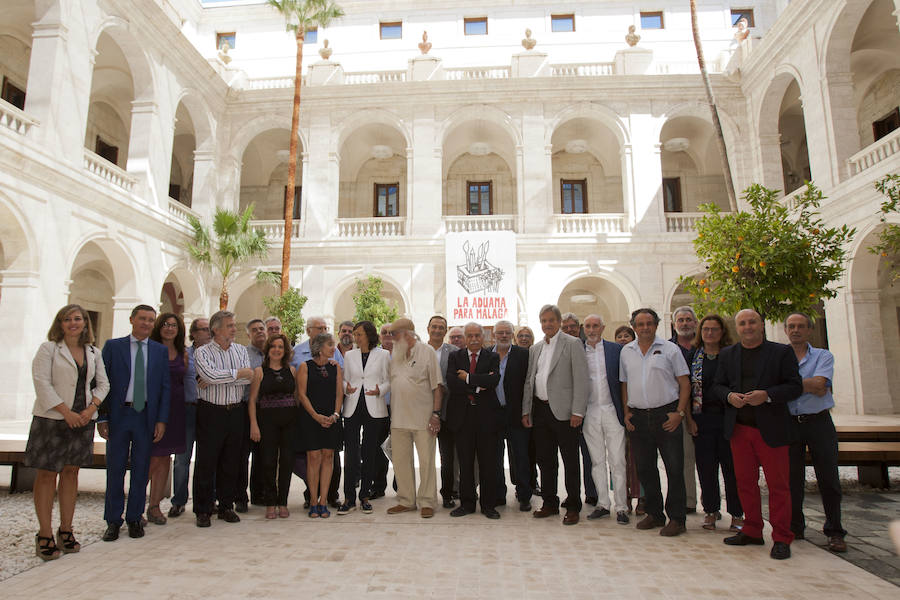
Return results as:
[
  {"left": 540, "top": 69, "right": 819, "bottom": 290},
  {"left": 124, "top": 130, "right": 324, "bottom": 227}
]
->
[
  {"left": 35, "top": 534, "right": 61, "bottom": 561},
  {"left": 702, "top": 512, "right": 720, "bottom": 530},
  {"left": 265, "top": 506, "right": 277, "bottom": 519},
  {"left": 317, "top": 504, "right": 330, "bottom": 519},
  {"left": 308, "top": 505, "right": 319, "bottom": 518},
  {"left": 730, "top": 516, "right": 744, "bottom": 532},
  {"left": 147, "top": 505, "right": 167, "bottom": 525},
  {"left": 278, "top": 506, "right": 290, "bottom": 519},
  {"left": 57, "top": 528, "right": 81, "bottom": 553}
]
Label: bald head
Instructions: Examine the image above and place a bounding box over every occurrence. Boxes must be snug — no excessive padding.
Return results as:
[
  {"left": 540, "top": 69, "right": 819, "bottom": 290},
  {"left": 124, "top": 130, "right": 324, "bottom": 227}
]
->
[{"left": 735, "top": 309, "right": 764, "bottom": 348}]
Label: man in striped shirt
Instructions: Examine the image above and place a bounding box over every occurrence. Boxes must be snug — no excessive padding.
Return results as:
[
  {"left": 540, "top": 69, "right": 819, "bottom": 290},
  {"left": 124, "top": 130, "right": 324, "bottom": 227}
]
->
[{"left": 193, "top": 310, "right": 253, "bottom": 528}]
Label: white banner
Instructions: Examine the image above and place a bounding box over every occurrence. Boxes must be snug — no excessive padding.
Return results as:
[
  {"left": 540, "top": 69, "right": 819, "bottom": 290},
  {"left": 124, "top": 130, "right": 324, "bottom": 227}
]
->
[{"left": 445, "top": 231, "right": 517, "bottom": 325}]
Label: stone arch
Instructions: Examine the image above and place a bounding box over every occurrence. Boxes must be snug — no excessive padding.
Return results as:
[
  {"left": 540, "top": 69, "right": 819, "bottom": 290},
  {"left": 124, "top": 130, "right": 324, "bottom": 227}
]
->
[
  {"left": 0, "top": 191, "right": 38, "bottom": 273},
  {"left": 821, "top": 0, "right": 874, "bottom": 77},
  {"left": 229, "top": 114, "right": 303, "bottom": 165},
  {"left": 438, "top": 104, "right": 522, "bottom": 149},
  {"left": 335, "top": 108, "right": 412, "bottom": 154},
  {"left": 545, "top": 102, "right": 631, "bottom": 148},
  {"left": 757, "top": 70, "right": 811, "bottom": 193},
  {"left": 173, "top": 88, "right": 215, "bottom": 150},
  {"left": 556, "top": 271, "right": 636, "bottom": 340},
  {"left": 66, "top": 234, "right": 139, "bottom": 299},
  {"left": 239, "top": 127, "right": 306, "bottom": 220},
  {"left": 326, "top": 271, "right": 410, "bottom": 322},
  {"left": 161, "top": 264, "right": 206, "bottom": 318},
  {"left": 338, "top": 119, "right": 409, "bottom": 219},
  {"left": 90, "top": 16, "right": 156, "bottom": 103},
  {"left": 654, "top": 100, "right": 742, "bottom": 150}
]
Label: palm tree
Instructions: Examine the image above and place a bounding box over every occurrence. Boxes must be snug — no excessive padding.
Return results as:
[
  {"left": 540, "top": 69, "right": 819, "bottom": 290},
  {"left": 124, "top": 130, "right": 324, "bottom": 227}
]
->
[
  {"left": 187, "top": 205, "right": 269, "bottom": 309},
  {"left": 689, "top": 0, "right": 737, "bottom": 211},
  {"left": 267, "top": 0, "right": 345, "bottom": 294}
]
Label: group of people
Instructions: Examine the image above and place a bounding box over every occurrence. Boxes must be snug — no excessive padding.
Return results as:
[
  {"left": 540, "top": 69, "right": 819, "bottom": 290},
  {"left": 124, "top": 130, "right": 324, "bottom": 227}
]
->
[{"left": 24, "top": 300, "right": 846, "bottom": 563}]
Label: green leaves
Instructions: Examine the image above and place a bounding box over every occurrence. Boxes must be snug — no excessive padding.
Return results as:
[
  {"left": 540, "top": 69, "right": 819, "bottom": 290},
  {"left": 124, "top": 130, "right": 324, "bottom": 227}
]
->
[
  {"left": 868, "top": 174, "right": 900, "bottom": 282},
  {"left": 352, "top": 275, "right": 399, "bottom": 331},
  {"left": 263, "top": 287, "right": 307, "bottom": 344},
  {"left": 681, "top": 182, "right": 855, "bottom": 322},
  {"left": 267, "top": 0, "right": 345, "bottom": 35}
]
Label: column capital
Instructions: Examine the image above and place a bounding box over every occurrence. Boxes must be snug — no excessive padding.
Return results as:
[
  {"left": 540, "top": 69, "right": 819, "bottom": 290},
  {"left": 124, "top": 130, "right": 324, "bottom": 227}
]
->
[
  {"left": 31, "top": 22, "right": 68, "bottom": 40},
  {"left": 131, "top": 100, "right": 158, "bottom": 114},
  {"left": 0, "top": 270, "right": 41, "bottom": 288}
]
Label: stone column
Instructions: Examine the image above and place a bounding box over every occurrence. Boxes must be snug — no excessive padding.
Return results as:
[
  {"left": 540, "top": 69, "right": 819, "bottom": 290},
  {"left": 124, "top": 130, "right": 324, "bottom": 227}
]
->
[
  {"left": 821, "top": 71, "right": 860, "bottom": 183},
  {"left": 620, "top": 144, "right": 635, "bottom": 230},
  {"left": 628, "top": 110, "right": 666, "bottom": 233},
  {"left": 219, "top": 155, "right": 241, "bottom": 212},
  {"left": 758, "top": 133, "right": 783, "bottom": 191},
  {"left": 520, "top": 108, "right": 553, "bottom": 234},
  {"left": 126, "top": 100, "right": 173, "bottom": 208},
  {"left": 834, "top": 290, "right": 894, "bottom": 414},
  {"left": 0, "top": 271, "right": 45, "bottom": 420},
  {"left": 190, "top": 149, "right": 217, "bottom": 221},
  {"left": 409, "top": 109, "right": 441, "bottom": 236},
  {"left": 797, "top": 80, "right": 839, "bottom": 190},
  {"left": 303, "top": 113, "right": 338, "bottom": 239},
  {"left": 111, "top": 297, "right": 141, "bottom": 338}
]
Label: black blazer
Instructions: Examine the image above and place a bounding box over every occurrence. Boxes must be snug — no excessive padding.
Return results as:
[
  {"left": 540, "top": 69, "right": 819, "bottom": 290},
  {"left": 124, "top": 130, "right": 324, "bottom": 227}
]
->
[
  {"left": 710, "top": 340, "right": 802, "bottom": 448},
  {"left": 494, "top": 345, "right": 528, "bottom": 428},
  {"left": 445, "top": 347, "right": 502, "bottom": 433}
]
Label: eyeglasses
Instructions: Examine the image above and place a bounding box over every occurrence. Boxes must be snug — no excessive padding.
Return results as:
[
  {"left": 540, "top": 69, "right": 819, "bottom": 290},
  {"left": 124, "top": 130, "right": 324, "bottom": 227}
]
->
[
  {"left": 701, "top": 327, "right": 722, "bottom": 333},
  {"left": 192, "top": 327, "right": 210, "bottom": 332},
  {"left": 162, "top": 322, "right": 179, "bottom": 329}
]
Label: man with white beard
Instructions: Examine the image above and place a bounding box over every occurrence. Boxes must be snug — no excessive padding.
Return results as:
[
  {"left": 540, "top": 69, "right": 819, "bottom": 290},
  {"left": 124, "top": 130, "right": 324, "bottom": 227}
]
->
[
  {"left": 385, "top": 318, "right": 443, "bottom": 518},
  {"left": 670, "top": 306, "right": 699, "bottom": 514}
]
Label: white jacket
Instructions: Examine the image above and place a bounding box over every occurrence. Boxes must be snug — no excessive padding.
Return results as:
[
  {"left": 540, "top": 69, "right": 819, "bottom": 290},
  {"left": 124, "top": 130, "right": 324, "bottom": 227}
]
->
[
  {"left": 342, "top": 347, "right": 390, "bottom": 419},
  {"left": 31, "top": 341, "right": 110, "bottom": 420}
]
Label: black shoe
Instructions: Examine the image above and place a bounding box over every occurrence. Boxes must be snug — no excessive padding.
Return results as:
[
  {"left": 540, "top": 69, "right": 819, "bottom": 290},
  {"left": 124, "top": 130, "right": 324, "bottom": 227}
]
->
[
  {"left": 303, "top": 500, "right": 310, "bottom": 509},
  {"left": 102, "top": 523, "right": 120, "bottom": 542},
  {"left": 196, "top": 513, "right": 211, "bottom": 528},
  {"left": 482, "top": 508, "right": 501, "bottom": 520},
  {"left": 371, "top": 490, "right": 385, "bottom": 499},
  {"left": 770, "top": 542, "right": 791, "bottom": 560},
  {"left": 127, "top": 521, "right": 144, "bottom": 538},
  {"left": 168, "top": 504, "right": 185, "bottom": 518},
  {"left": 329, "top": 500, "right": 341, "bottom": 509},
  {"left": 792, "top": 529, "right": 805, "bottom": 540},
  {"left": 686, "top": 506, "right": 697, "bottom": 514},
  {"left": 217, "top": 509, "right": 241, "bottom": 523},
  {"left": 450, "top": 506, "right": 473, "bottom": 517},
  {"left": 585, "top": 496, "right": 598, "bottom": 506},
  {"left": 587, "top": 508, "right": 610, "bottom": 520},
  {"left": 724, "top": 532, "right": 765, "bottom": 546},
  {"left": 337, "top": 502, "right": 356, "bottom": 515},
  {"left": 494, "top": 498, "right": 507, "bottom": 507},
  {"left": 519, "top": 501, "right": 532, "bottom": 512},
  {"left": 235, "top": 501, "right": 249, "bottom": 514},
  {"left": 616, "top": 511, "right": 630, "bottom": 525},
  {"left": 442, "top": 499, "right": 456, "bottom": 509}
]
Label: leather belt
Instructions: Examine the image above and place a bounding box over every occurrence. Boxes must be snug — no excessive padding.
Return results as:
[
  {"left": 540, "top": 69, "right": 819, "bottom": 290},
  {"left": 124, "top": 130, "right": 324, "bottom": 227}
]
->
[{"left": 794, "top": 409, "right": 828, "bottom": 424}]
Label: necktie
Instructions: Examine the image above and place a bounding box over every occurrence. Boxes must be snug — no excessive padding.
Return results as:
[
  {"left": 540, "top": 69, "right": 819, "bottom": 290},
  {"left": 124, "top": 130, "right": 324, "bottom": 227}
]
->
[
  {"left": 133, "top": 341, "right": 146, "bottom": 412},
  {"left": 468, "top": 352, "right": 477, "bottom": 405}
]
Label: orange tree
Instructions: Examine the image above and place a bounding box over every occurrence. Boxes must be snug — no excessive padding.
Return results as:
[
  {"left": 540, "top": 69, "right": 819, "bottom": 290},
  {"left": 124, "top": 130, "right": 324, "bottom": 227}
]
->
[
  {"left": 867, "top": 174, "right": 900, "bottom": 282},
  {"left": 680, "top": 182, "right": 855, "bottom": 322}
]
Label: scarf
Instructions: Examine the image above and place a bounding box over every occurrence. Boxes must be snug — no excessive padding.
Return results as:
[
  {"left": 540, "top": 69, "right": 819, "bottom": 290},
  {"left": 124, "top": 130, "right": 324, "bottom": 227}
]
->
[{"left": 690, "top": 348, "right": 705, "bottom": 415}]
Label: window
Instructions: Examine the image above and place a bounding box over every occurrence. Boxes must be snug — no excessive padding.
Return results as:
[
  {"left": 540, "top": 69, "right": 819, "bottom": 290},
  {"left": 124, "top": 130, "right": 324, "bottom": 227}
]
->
[
  {"left": 464, "top": 17, "right": 488, "bottom": 36},
  {"left": 374, "top": 183, "right": 399, "bottom": 217},
  {"left": 551, "top": 14, "right": 575, "bottom": 32},
  {"left": 640, "top": 11, "right": 664, "bottom": 29},
  {"left": 1, "top": 76, "right": 25, "bottom": 110},
  {"left": 662, "top": 177, "right": 682, "bottom": 212},
  {"left": 561, "top": 180, "right": 587, "bottom": 214},
  {"left": 169, "top": 184, "right": 181, "bottom": 201},
  {"left": 87, "top": 311, "right": 100, "bottom": 339},
  {"left": 216, "top": 32, "right": 236, "bottom": 51},
  {"left": 95, "top": 136, "right": 119, "bottom": 165},
  {"left": 305, "top": 27, "right": 317, "bottom": 44},
  {"left": 467, "top": 181, "right": 492, "bottom": 215},
  {"left": 873, "top": 107, "right": 900, "bottom": 142},
  {"left": 730, "top": 9, "right": 755, "bottom": 27},
  {"left": 283, "top": 186, "right": 302, "bottom": 220},
  {"left": 380, "top": 21, "right": 402, "bottom": 40}
]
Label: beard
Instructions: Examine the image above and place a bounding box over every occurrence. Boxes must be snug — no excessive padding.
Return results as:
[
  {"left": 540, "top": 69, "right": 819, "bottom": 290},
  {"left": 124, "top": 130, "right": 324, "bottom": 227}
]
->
[
  {"left": 676, "top": 327, "right": 696, "bottom": 338},
  {"left": 392, "top": 338, "right": 409, "bottom": 366},
  {"left": 340, "top": 334, "right": 353, "bottom": 347},
  {"left": 495, "top": 341, "right": 511, "bottom": 352}
]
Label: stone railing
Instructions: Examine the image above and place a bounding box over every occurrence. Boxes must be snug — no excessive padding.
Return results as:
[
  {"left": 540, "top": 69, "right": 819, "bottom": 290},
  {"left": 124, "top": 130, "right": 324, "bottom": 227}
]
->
[
  {"left": 244, "top": 76, "right": 302, "bottom": 90},
  {"left": 251, "top": 219, "right": 301, "bottom": 242},
  {"left": 444, "top": 214, "right": 516, "bottom": 232},
  {"left": 848, "top": 128, "right": 900, "bottom": 176},
  {"left": 168, "top": 198, "right": 199, "bottom": 225},
  {"left": 654, "top": 61, "right": 701, "bottom": 75},
  {"left": 781, "top": 186, "right": 806, "bottom": 210},
  {"left": 0, "top": 99, "right": 38, "bottom": 136},
  {"left": 551, "top": 63, "right": 615, "bottom": 77},
  {"left": 83, "top": 149, "right": 136, "bottom": 193},
  {"left": 336, "top": 217, "right": 405, "bottom": 238},
  {"left": 665, "top": 212, "right": 706, "bottom": 233},
  {"left": 445, "top": 66, "right": 511, "bottom": 80},
  {"left": 344, "top": 70, "right": 407, "bottom": 85},
  {"left": 555, "top": 213, "right": 626, "bottom": 234}
]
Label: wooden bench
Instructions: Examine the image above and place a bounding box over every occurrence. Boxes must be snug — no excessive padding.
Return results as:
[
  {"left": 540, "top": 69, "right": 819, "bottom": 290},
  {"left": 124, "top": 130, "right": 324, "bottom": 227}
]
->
[
  {"left": 831, "top": 425, "right": 900, "bottom": 488},
  {"left": 0, "top": 439, "right": 108, "bottom": 493}
]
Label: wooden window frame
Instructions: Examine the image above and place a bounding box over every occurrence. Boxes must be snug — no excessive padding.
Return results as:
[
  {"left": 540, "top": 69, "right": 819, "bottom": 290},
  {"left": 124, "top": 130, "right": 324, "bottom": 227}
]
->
[
  {"left": 560, "top": 179, "right": 588, "bottom": 214},
  {"left": 283, "top": 185, "right": 302, "bottom": 220},
  {"left": 663, "top": 177, "right": 683, "bottom": 213},
  {"left": 873, "top": 107, "right": 900, "bottom": 142},
  {"left": 374, "top": 182, "right": 400, "bottom": 217},
  {"left": 216, "top": 32, "right": 236, "bottom": 51},
  {"left": 95, "top": 136, "right": 119, "bottom": 166},
  {"left": 1, "top": 76, "right": 26, "bottom": 110},
  {"left": 730, "top": 9, "right": 755, "bottom": 27},
  {"left": 640, "top": 11, "right": 665, "bottom": 30},
  {"left": 464, "top": 17, "right": 488, "bottom": 36},
  {"left": 551, "top": 14, "right": 575, "bottom": 33},
  {"left": 466, "top": 181, "right": 493, "bottom": 216},
  {"left": 379, "top": 21, "right": 403, "bottom": 40}
]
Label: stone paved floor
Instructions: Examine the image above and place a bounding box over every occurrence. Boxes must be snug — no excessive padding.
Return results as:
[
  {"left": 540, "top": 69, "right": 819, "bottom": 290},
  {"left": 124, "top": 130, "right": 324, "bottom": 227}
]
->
[{"left": 1, "top": 466, "right": 898, "bottom": 599}]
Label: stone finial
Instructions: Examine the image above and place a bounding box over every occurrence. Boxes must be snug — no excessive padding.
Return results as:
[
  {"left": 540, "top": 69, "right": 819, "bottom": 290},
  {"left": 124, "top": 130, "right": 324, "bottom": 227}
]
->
[
  {"left": 217, "top": 38, "right": 232, "bottom": 64},
  {"left": 734, "top": 18, "right": 750, "bottom": 42},
  {"left": 318, "top": 38, "right": 332, "bottom": 60},
  {"left": 625, "top": 25, "right": 640, "bottom": 47},
  {"left": 418, "top": 30, "right": 432, "bottom": 55},
  {"left": 521, "top": 28, "right": 536, "bottom": 50}
]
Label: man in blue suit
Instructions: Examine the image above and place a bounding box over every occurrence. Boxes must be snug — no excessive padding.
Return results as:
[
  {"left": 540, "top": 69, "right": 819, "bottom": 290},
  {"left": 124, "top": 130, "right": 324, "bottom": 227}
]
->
[
  {"left": 98, "top": 305, "right": 170, "bottom": 541},
  {"left": 581, "top": 314, "right": 629, "bottom": 524}
]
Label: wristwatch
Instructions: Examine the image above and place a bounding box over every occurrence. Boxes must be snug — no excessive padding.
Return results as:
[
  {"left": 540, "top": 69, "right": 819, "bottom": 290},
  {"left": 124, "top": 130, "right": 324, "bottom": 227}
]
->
[
  {"left": 677, "top": 409, "right": 685, "bottom": 417},
  {"left": 431, "top": 410, "right": 441, "bottom": 417}
]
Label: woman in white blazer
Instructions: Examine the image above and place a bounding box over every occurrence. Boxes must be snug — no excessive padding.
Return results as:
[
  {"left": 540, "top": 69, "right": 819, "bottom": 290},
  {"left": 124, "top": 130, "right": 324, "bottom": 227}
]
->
[
  {"left": 338, "top": 320, "right": 391, "bottom": 514},
  {"left": 27, "top": 305, "right": 109, "bottom": 560}
]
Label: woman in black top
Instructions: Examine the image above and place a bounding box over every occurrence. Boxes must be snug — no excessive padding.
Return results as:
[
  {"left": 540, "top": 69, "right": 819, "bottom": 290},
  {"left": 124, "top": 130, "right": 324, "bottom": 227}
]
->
[
  {"left": 297, "top": 333, "right": 344, "bottom": 518},
  {"left": 249, "top": 333, "right": 298, "bottom": 519},
  {"left": 689, "top": 314, "right": 743, "bottom": 531}
]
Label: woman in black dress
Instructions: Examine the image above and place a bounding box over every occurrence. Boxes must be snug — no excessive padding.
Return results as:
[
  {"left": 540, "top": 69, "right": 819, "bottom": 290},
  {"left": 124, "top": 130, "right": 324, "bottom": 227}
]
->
[
  {"left": 249, "top": 333, "right": 297, "bottom": 519},
  {"left": 28, "top": 304, "right": 109, "bottom": 560},
  {"left": 146, "top": 313, "right": 187, "bottom": 525},
  {"left": 690, "top": 314, "right": 743, "bottom": 531},
  {"left": 615, "top": 325, "right": 644, "bottom": 514},
  {"left": 296, "top": 332, "right": 343, "bottom": 518}
]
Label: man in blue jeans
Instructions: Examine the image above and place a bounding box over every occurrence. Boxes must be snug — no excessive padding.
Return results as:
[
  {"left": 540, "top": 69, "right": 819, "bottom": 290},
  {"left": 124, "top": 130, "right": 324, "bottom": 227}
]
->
[
  {"left": 169, "top": 318, "right": 210, "bottom": 517},
  {"left": 620, "top": 308, "right": 692, "bottom": 537}
]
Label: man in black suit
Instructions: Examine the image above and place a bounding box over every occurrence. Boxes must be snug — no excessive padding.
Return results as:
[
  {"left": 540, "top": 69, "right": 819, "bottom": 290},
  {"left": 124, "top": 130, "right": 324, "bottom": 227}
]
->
[
  {"left": 446, "top": 322, "right": 502, "bottom": 519},
  {"left": 711, "top": 309, "right": 802, "bottom": 560},
  {"left": 492, "top": 320, "right": 532, "bottom": 511}
]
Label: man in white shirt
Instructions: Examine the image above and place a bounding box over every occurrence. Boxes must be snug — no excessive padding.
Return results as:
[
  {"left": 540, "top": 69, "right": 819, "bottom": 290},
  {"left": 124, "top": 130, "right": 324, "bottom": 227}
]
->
[
  {"left": 581, "top": 314, "right": 629, "bottom": 524},
  {"left": 620, "top": 308, "right": 691, "bottom": 537}
]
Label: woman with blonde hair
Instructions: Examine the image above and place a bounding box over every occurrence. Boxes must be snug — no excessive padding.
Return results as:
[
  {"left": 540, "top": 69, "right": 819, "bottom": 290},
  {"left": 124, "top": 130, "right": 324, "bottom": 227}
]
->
[{"left": 27, "top": 304, "right": 109, "bottom": 560}]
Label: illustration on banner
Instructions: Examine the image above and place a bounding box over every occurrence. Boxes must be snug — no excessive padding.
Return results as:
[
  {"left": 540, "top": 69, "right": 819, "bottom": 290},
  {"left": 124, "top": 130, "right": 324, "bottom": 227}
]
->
[{"left": 456, "top": 240, "right": 504, "bottom": 295}]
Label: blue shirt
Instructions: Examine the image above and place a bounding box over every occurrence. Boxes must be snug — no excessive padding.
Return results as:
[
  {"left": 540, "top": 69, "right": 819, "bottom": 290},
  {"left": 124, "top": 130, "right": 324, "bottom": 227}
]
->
[
  {"left": 125, "top": 335, "right": 149, "bottom": 405},
  {"left": 184, "top": 345, "right": 199, "bottom": 404},
  {"left": 496, "top": 352, "right": 508, "bottom": 407},
  {"left": 291, "top": 340, "right": 344, "bottom": 369},
  {"left": 788, "top": 343, "right": 835, "bottom": 415}
]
